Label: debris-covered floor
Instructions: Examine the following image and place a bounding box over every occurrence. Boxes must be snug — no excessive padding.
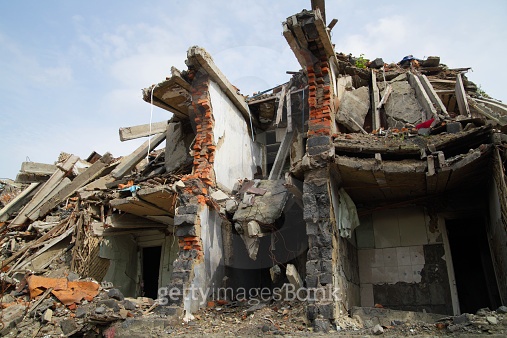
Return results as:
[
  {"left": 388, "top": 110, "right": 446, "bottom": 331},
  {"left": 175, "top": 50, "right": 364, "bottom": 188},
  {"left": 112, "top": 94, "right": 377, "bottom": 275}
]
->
[{"left": 2, "top": 1, "right": 507, "bottom": 337}]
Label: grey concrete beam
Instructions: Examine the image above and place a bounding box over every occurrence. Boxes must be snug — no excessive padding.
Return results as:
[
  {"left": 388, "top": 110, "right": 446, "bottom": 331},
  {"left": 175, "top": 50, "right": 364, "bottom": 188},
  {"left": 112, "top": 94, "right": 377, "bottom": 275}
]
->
[
  {"left": 187, "top": 46, "right": 258, "bottom": 129},
  {"left": 9, "top": 155, "right": 79, "bottom": 227},
  {"left": 0, "top": 183, "right": 40, "bottom": 222},
  {"left": 20, "top": 162, "right": 57, "bottom": 175},
  {"left": 36, "top": 153, "right": 113, "bottom": 218},
  {"left": 119, "top": 120, "right": 168, "bottom": 142},
  {"left": 407, "top": 72, "right": 438, "bottom": 121},
  {"left": 417, "top": 74, "right": 449, "bottom": 117},
  {"left": 111, "top": 132, "right": 166, "bottom": 179}
]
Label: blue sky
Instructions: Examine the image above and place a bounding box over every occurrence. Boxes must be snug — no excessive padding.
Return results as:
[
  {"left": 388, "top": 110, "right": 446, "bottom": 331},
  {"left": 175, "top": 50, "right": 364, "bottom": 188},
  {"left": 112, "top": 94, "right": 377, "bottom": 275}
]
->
[{"left": 1, "top": 0, "right": 506, "bottom": 179}]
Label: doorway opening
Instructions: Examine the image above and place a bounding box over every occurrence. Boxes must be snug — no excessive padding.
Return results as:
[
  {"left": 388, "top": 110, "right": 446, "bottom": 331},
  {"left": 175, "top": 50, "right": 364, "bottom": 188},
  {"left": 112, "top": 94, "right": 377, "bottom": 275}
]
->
[
  {"left": 142, "top": 246, "right": 162, "bottom": 299},
  {"left": 446, "top": 217, "right": 501, "bottom": 314}
]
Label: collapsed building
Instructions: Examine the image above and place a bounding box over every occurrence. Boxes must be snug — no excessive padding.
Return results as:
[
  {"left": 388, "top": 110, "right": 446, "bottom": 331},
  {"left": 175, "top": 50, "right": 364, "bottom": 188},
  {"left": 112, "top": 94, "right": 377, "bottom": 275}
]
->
[{"left": 1, "top": 2, "right": 507, "bottom": 335}]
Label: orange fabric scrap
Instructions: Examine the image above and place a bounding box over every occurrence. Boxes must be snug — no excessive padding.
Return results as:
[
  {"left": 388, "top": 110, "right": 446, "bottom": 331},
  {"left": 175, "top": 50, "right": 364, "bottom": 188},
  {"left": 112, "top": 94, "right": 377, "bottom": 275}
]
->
[{"left": 27, "top": 275, "right": 99, "bottom": 305}]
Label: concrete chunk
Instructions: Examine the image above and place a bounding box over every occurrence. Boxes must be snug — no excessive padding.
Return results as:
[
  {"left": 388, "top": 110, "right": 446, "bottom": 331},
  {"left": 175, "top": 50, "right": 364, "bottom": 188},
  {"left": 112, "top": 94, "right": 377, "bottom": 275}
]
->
[
  {"left": 337, "top": 86, "right": 370, "bottom": 132},
  {"left": 43, "top": 308, "right": 53, "bottom": 323},
  {"left": 286, "top": 264, "right": 303, "bottom": 291},
  {"left": 20, "top": 162, "right": 57, "bottom": 175}
]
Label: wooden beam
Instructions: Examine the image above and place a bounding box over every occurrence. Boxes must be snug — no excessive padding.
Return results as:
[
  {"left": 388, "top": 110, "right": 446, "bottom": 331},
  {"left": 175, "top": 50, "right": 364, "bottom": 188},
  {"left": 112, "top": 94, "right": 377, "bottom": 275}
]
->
[
  {"left": 119, "top": 121, "right": 169, "bottom": 142},
  {"left": 111, "top": 133, "right": 166, "bottom": 179}
]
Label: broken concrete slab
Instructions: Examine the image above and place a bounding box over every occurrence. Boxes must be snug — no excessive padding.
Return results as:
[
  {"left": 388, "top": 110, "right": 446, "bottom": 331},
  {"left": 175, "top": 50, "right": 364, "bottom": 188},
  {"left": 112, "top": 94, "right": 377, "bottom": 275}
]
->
[
  {"left": 384, "top": 81, "right": 423, "bottom": 128},
  {"left": 0, "top": 304, "right": 26, "bottom": 335},
  {"left": 336, "top": 86, "right": 370, "bottom": 132},
  {"left": 233, "top": 180, "right": 289, "bottom": 225}
]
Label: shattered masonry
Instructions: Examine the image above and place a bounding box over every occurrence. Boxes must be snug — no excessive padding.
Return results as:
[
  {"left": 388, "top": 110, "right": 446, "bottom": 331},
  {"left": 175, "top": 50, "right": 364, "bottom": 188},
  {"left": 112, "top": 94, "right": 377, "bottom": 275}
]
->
[{"left": 1, "top": 2, "right": 507, "bottom": 336}]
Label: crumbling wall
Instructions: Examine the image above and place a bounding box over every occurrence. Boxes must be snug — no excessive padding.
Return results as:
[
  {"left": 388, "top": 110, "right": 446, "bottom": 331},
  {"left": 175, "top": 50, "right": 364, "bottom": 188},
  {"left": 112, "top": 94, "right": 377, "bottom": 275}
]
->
[
  {"left": 100, "top": 235, "right": 138, "bottom": 297},
  {"left": 488, "top": 148, "right": 507, "bottom": 304},
  {"left": 304, "top": 167, "right": 336, "bottom": 321},
  {"left": 208, "top": 80, "right": 260, "bottom": 191},
  {"left": 356, "top": 207, "right": 453, "bottom": 314}
]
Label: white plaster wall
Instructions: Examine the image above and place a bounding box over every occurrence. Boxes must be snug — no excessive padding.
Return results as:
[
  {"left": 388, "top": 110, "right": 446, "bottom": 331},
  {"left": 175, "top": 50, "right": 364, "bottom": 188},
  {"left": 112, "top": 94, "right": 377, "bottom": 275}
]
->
[
  {"left": 208, "top": 80, "right": 260, "bottom": 192},
  {"left": 184, "top": 205, "right": 224, "bottom": 314},
  {"left": 100, "top": 235, "right": 138, "bottom": 297},
  {"left": 100, "top": 231, "right": 179, "bottom": 298}
]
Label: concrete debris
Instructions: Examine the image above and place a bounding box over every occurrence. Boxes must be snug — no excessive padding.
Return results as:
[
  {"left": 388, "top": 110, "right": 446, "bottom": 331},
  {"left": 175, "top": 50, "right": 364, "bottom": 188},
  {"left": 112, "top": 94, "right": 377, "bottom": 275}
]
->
[
  {"left": 286, "top": 263, "right": 303, "bottom": 291},
  {"left": 368, "top": 58, "right": 385, "bottom": 69},
  {"left": 336, "top": 86, "right": 370, "bottom": 132},
  {"left": 1, "top": 4, "right": 507, "bottom": 338},
  {"left": 372, "top": 323, "right": 384, "bottom": 334}
]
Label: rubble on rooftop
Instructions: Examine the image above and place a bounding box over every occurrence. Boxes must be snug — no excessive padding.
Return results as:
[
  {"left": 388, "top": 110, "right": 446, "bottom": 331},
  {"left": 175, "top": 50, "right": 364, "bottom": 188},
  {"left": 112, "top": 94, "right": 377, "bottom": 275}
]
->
[{"left": 2, "top": 2, "right": 507, "bottom": 337}]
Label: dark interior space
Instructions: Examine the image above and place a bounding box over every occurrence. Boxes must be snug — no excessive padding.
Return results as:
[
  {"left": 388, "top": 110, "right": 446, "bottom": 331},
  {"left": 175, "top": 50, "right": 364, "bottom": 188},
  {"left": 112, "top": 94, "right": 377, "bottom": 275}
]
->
[
  {"left": 142, "top": 246, "right": 162, "bottom": 299},
  {"left": 446, "top": 217, "right": 501, "bottom": 314},
  {"left": 227, "top": 205, "right": 308, "bottom": 300}
]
